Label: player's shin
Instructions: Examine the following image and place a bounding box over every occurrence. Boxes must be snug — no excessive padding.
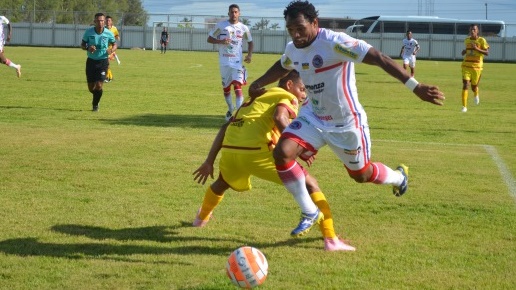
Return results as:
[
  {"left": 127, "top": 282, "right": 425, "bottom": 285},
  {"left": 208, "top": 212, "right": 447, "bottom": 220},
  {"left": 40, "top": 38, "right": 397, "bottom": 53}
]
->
[{"left": 310, "top": 191, "right": 336, "bottom": 238}]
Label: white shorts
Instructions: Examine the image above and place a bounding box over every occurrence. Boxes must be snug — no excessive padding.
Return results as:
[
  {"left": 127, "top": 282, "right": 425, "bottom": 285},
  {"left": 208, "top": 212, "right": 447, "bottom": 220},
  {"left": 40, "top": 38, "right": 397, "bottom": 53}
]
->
[
  {"left": 282, "top": 116, "right": 372, "bottom": 172},
  {"left": 219, "top": 65, "right": 247, "bottom": 88},
  {"left": 402, "top": 55, "right": 416, "bottom": 68}
]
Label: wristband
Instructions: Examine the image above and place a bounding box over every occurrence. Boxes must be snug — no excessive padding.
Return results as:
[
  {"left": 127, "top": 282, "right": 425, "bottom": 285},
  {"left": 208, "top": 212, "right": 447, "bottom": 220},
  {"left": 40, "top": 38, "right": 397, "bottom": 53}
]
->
[{"left": 404, "top": 77, "right": 419, "bottom": 91}]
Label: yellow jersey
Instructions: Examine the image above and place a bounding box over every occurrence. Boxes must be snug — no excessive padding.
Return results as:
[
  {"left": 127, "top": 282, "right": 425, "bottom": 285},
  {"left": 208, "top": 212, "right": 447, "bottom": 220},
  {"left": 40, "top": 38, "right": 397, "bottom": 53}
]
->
[
  {"left": 221, "top": 87, "right": 299, "bottom": 154},
  {"left": 462, "top": 36, "right": 489, "bottom": 70},
  {"left": 107, "top": 26, "right": 119, "bottom": 49}
]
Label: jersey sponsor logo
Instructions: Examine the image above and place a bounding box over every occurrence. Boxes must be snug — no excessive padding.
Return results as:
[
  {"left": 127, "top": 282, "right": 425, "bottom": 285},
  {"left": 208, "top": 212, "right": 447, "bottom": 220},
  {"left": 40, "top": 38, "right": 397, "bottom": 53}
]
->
[
  {"left": 334, "top": 43, "right": 358, "bottom": 59},
  {"left": 282, "top": 57, "right": 292, "bottom": 67},
  {"left": 306, "top": 82, "right": 325, "bottom": 94},
  {"left": 343, "top": 147, "right": 361, "bottom": 156},
  {"left": 312, "top": 55, "right": 323, "bottom": 68},
  {"left": 302, "top": 63, "right": 310, "bottom": 70},
  {"left": 317, "top": 115, "right": 334, "bottom": 121},
  {"left": 230, "top": 119, "right": 245, "bottom": 127},
  {"left": 288, "top": 120, "right": 302, "bottom": 130}
]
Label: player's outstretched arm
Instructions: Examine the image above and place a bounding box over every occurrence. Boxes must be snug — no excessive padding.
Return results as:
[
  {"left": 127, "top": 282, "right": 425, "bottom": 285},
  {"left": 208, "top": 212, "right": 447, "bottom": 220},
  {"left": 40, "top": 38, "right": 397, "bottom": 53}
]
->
[
  {"left": 192, "top": 162, "right": 214, "bottom": 185},
  {"left": 363, "top": 47, "right": 445, "bottom": 106},
  {"left": 192, "top": 122, "right": 229, "bottom": 185}
]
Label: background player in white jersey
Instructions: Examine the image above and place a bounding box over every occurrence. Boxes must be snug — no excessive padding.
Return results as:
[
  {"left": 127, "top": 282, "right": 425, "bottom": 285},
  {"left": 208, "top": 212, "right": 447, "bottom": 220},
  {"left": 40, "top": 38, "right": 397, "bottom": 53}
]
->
[
  {"left": 207, "top": 4, "right": 254, "bottom": 121},
  {"left": 399, "top": 30, "right": 420, "bottom": 77},
  {"left": 249, "top": 0, "right": 445, "bottom": 249},
  {"left": 0, "top": 16, "right": 21, "bottom": 78}
]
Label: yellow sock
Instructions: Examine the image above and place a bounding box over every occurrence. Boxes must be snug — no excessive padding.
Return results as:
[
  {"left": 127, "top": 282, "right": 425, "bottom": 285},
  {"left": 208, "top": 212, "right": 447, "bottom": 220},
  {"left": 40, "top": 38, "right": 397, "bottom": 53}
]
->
[
  {"left": 461, "top": 89, "right": 468, "bottom": 107},
  {"left": 310, "top": 191, "right": 336, "bottom": 239},
  {"left": 107, "top": 68, "right": 112, "bottom": 80},
  {"left": 474, "top": 87, "right": 479, "bottom": 97},
  {"left": 198, "top": 187, "right": 224, "bottom": 221}
]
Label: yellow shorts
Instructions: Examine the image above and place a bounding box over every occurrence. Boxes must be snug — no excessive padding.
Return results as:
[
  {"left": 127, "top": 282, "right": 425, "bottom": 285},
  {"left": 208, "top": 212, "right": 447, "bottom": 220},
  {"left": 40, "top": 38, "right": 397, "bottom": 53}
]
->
[
  {"left": 462, "top": 67, "right": 482, "bottom": 86},
  {"left": 219, "top": 151, "right": 281, "bottom": 192}
]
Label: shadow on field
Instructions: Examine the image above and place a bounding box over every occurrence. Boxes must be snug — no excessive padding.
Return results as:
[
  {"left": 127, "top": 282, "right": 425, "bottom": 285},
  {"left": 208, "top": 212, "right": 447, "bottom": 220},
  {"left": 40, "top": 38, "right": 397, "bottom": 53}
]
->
[
  {"left": 0, "top": 105, "right": 84, "bottom": 112},
  {"left": 103, "top": 114, "right": 225, "bottom": 128},
  {"left": 0, "top": 223, "right": 320, "bottom": 260},
  {"left": 51, "top": 224, "right": 181, "bottom": 243}
]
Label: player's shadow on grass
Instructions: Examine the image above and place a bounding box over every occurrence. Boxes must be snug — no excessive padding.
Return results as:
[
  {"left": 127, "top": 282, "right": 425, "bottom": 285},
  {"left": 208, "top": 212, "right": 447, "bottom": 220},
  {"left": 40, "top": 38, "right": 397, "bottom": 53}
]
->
[
  {"left": 0, "top": 237, "right": 233, "bottom": 263},
  {"left": 0, "top": 232, "right": 319, "bottom": 261},
  {"left": 50, "top": 223, "right": 320, "bottom": 251},
  {"left": 51, "top": 224, "right": 181, "bottom": 243},
  {"left": 0, "top": 105, "right": 84, "bottom": 112},
  {"left": 104, "top": 114, "right": 225, "bottom": 128}
]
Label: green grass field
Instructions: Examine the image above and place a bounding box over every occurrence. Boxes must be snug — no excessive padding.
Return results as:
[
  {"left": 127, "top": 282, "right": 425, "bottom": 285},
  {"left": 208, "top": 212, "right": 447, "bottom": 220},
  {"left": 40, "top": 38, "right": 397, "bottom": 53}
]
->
[{"left": 1, "top": 47, "right": 515, "bottom": 289}]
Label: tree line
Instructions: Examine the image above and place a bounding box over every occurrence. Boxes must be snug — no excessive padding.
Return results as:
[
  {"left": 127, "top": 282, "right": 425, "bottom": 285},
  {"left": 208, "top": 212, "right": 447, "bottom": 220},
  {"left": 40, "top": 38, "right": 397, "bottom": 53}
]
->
[{"left": 0, "top": 0, "right": 148, "bottom": 26}]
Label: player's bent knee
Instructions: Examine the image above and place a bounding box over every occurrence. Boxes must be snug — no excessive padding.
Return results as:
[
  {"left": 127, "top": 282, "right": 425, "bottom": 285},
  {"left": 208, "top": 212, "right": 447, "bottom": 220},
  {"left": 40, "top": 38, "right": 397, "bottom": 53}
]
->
[{"left": 348, "top": 172, "right": 369, "bottom": 183}]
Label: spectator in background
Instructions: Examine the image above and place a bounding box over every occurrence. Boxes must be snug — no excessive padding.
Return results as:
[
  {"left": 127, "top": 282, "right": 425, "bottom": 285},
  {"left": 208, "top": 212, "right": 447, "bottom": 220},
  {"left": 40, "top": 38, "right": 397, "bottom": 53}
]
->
[
  {"left": 460, "top": 24, "right": 489, "bottom": 112},
  {"left": 207, "top": 4, "right": 254, "bottom": 121},
  {"left": 0, "top": 15, "right": 21, "bottom": 78}
]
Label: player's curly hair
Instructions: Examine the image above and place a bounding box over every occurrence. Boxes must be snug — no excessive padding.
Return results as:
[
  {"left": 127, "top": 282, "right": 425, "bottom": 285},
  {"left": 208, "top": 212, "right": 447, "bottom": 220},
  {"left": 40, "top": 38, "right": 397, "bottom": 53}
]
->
[{"left": 283, "top": 0, "right": 319, "bottom": 23}]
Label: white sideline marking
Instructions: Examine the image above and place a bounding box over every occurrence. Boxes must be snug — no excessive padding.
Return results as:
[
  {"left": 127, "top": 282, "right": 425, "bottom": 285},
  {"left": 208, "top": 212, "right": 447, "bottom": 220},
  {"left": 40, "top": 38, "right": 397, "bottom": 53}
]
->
[
  {"left": 376, "top": 139, "right": 516, "bottom": 203},
  {"left": 189, "top": 64, "right": 202, "bottom": 68},
  {"left": 484, "top": 145, "right": 516, "bottom": 203}
]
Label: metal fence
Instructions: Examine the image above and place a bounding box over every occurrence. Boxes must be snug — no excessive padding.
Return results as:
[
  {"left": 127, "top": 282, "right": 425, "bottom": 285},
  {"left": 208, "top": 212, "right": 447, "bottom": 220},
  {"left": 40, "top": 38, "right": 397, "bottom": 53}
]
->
[{"left": 5, "top": 14, "right": 516, "bottom": 62}]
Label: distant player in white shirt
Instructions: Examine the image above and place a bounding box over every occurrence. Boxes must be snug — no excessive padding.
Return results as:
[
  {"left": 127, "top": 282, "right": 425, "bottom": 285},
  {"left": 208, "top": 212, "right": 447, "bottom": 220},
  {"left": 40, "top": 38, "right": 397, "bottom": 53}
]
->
[
  {"left": 0, "top": 15, "right": 21, "bottom": 78},
  {"left": 399, "top": 30, "right": 420, "bottom": 77},
  {"left": 208, "top": 4, "right": 253, "bottom": 120},
  {"left": 249, "top": 0, "right": 445, "bottom": 251}
]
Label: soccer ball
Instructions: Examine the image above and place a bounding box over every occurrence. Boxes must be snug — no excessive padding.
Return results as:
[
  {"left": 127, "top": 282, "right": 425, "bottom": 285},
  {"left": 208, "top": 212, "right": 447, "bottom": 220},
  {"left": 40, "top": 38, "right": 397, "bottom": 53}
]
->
[{"left": 226, "top": 246, "right": 268, "bottom": 288}]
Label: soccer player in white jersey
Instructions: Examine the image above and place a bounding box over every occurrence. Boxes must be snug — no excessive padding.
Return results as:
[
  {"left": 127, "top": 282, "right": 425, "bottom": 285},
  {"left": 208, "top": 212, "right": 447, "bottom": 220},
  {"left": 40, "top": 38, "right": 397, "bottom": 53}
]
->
[
  {"left": 399, "top": 30, "right": 420, "bottom": 77},
  {"left": 249, "top": 0, "right": 445, "bottom": 250},
  {"left": 0, "top": 16, "right": 21, "bottom": 78},
  {"left": 207, "top": 4, "right": 254, "bottom": 121}
]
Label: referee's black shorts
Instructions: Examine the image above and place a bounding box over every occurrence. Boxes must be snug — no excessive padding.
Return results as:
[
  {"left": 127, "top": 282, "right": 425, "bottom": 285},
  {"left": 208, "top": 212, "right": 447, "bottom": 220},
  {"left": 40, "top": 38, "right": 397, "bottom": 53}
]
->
[{"left": 85, "top": 58, "right": 109, "bottom": 83}]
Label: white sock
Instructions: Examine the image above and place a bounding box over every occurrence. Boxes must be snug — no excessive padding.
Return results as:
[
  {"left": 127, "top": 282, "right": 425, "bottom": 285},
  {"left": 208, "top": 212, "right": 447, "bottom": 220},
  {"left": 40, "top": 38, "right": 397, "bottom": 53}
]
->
[
  {"left": 277, "top": 162, "right": 318, "bottom": 214},
  {"left": 235, "top": 96, "right": 244, "bottom": 109},
  {"left": 224, "top": 95, "right": 233, "bottom": 111}
]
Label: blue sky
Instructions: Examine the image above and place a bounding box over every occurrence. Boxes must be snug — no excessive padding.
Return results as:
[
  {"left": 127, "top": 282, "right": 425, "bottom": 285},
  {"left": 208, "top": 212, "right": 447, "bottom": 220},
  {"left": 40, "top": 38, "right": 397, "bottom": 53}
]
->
[
  {"left": 142, "top": 0, "right": 515, "bottom": 23},
  {"left": 142, "top": 0, "right": 516, "bottom": 36}
]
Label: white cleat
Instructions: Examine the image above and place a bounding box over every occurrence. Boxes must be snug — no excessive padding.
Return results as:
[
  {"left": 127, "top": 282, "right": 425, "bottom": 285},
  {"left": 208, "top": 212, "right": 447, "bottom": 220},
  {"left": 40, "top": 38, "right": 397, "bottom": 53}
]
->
[
  {"left": 474, "top": 96, "right": 480, "bottom": 105},
  {"left": 16, "top": 65, "right": 21, "bottom": 78},
  {"left": 461, "top": 107, "right": 467, "bottom": 113}
]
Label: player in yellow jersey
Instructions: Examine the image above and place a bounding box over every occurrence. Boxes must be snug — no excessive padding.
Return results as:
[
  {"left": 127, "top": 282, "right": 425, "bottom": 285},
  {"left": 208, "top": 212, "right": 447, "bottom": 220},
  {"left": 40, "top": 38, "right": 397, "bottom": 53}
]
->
[
  {"left": 105, "top": 15, "right": 120, "bottom": 83},
  {"left": 192, "top": 70, "right": 355, "bottom": 251},
  {"left": 461, "top": 24, "right": 489, "bottom": 112}
]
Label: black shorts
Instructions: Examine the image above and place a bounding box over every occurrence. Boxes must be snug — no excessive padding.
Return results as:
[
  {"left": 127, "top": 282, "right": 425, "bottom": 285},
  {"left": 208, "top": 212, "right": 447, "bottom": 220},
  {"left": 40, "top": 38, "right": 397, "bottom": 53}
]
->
[{"left": 85, "top": 58, "right": 109, "bottom": 83}]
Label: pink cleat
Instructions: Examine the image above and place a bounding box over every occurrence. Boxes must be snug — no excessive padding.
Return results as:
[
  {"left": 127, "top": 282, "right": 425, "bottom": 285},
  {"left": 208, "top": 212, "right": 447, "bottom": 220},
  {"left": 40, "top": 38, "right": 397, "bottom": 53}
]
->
[
  {"left": 324, "top": 237, "right": 356, "bottom": 252},
  {"left": 192, "top": 209, "right": 213, "bottom": 227}
]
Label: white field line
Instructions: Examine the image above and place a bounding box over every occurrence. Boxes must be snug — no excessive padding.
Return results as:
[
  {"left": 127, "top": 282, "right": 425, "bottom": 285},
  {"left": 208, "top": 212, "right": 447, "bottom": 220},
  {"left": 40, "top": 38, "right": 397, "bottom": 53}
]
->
[{"left": 375, "top": 139, "right": 516, "bottom": 203}]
